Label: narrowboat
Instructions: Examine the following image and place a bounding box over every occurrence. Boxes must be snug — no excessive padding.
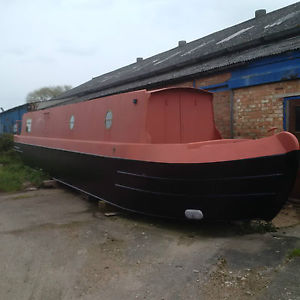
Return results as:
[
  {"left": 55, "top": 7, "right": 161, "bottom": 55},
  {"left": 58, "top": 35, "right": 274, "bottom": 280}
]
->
[{"left": 14, "top": 88, "right": 299, "bottom": 221}]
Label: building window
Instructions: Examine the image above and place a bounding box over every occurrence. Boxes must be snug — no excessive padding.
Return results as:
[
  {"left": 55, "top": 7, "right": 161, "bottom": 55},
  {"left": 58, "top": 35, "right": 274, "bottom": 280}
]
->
[
  {"left": 105, "top": 111, "right": 113, "bottom": 129},
  {"left": 69, "top": 115, "right": 75, "bottom": 130},
  {"left": 26, "top": 119, "right": 32, "bottom": 132}
]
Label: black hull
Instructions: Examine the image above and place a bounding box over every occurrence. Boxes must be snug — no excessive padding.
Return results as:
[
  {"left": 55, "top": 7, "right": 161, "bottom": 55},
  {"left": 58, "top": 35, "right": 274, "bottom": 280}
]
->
[{"left": 15, "top": 142, "right": 299, "bottom": 221}]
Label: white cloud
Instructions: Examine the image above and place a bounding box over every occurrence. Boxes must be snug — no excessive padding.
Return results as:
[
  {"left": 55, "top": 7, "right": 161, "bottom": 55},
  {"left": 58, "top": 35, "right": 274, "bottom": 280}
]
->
[{"left": 0, "top": 0, "right": 297, "bottom": 109}]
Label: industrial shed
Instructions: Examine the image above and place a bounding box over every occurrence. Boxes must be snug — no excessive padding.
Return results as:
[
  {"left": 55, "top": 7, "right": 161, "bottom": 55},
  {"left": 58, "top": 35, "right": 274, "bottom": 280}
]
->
[
  {"left": 0, "top": 99, "right": 69, "bottom": 135},
  {"left": 52, "top": 2, "right": 300, "bottom": 144},
  {"left": 0, "top": 104, "right": 28, "bottom": 135}
]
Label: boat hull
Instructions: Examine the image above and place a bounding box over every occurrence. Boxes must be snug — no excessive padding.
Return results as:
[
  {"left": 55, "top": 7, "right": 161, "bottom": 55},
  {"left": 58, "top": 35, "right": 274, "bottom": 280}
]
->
[{"left": 15, "top": 142, "right": 299, "bottom": 221}]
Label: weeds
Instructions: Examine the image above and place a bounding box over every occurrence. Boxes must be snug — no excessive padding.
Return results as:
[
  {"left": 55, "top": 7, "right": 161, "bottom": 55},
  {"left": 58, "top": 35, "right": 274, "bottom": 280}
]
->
[
  {"left": 236, "top": 220, "right": 277, "bottom": 234},
  {"left": 0, "top": 134, "right": 48, "bottom": 192},
  {"left": 0, "top": 133, "right": 14, "bottom": 152},
  {"left": 287, "top": 248, "right": 300, "bottom": 259}
]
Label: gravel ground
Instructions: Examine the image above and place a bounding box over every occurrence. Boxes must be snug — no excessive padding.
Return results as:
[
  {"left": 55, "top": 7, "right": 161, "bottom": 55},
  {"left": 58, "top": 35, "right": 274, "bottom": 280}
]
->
[{"left": 0, "top": 187, "right": 299, "bottom": 300}]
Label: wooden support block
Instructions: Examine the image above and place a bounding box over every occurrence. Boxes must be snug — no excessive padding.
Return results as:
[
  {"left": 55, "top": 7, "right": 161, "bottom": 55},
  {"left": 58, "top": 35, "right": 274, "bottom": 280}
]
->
[
  {"left": 98, "top": 201, "right": 122, "bottom": 216},
  {"left": 42, "top": 180, "right": 58, "bottom": 188}
]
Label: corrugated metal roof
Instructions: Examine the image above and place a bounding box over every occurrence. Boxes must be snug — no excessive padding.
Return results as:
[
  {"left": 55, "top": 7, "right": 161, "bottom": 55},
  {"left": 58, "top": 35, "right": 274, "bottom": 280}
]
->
[
  {"left": 0, "top": 103, "right": 29, "bottom": 114},
  {"left": 34, "top": 99, "right": 70, "bottom": 110},
  {"left": 52, "top": 2, "right": 300, "bottom": 106}
]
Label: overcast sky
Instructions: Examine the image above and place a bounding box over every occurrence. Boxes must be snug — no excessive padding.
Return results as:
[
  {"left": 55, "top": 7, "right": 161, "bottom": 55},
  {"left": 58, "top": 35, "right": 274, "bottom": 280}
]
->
[{"left": 0, "top": 0, "right": 297, "bottom": 110}]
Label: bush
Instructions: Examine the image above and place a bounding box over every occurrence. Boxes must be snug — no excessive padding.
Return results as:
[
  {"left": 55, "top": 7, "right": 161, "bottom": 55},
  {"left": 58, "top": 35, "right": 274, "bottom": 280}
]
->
[{"left": 0, "top": 134, "right": 14, "bottom": 153}]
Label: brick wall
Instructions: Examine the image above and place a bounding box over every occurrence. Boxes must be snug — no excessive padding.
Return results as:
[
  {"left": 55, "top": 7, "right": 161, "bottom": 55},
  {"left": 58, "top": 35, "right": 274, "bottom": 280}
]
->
[
  {"left": 168, "top": 81, "right": 194, "bottom": 88},
  {"left": 194, "top": 73, "right": 231, "bottom": 87},
  {"left": 212, "top": 91, "right": 231, "bottom": 138},
  {"left": 166, "top": 74, "right": 300, "bottom": 140},
  {"left": 233, "top": 80, "right": 300, "bottom": 139}
]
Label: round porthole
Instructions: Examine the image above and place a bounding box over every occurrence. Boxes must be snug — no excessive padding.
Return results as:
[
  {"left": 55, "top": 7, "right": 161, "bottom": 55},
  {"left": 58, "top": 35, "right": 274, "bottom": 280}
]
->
[
  {"left": 105, "top": 110, "right": 113, "bottom": 129},
  {"left": 69, "top": 115, "right": 75, "bottom": 130}
]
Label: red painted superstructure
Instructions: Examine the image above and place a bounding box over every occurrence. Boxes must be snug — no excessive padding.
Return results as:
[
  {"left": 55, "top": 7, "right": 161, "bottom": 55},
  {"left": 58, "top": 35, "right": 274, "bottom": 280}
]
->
[{"left": 15, "top": 88, "right": 299, "bottom": 163}]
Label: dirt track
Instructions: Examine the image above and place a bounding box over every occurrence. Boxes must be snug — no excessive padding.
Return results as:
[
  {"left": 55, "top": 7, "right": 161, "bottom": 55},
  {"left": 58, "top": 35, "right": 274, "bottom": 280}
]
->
[{"left": 0, "top": 188, "right": 299, "bottom": 300}]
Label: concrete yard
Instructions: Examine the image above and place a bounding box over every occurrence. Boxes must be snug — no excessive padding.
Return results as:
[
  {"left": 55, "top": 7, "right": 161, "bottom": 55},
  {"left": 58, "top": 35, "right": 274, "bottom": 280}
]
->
[{"left": 0, "top": 187, "right": 299, "bottom": 300}]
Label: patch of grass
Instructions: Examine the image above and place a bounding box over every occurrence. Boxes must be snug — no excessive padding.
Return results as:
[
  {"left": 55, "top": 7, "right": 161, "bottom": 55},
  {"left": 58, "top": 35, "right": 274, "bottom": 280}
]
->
[
  {"left": 0, "top": 134, "right": 48, "bottom": 192},
  {"left": 287, "top": 248, "right": 300, "bottom": 259},
  {"left": 0, "top": 154, "right": 48, "bottom": 192},
  {"left": 0, "top": 133, "right": 14, "bottom": 152},
  {"left": 236, "top": 220, "right": 277, "bottom": 234}
]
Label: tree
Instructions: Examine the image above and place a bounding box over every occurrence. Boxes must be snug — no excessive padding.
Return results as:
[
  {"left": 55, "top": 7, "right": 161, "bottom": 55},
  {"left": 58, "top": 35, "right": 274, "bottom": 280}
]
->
[{"left": 26, "top": 85, "right": 72, "bottom": 103}]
